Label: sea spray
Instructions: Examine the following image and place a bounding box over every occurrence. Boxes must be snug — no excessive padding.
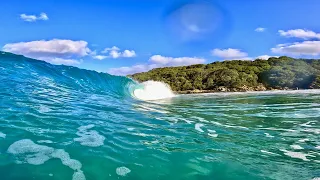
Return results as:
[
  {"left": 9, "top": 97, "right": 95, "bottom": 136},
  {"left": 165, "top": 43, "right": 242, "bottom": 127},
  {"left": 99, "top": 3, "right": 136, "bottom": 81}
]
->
[{"left": 132, "top": 81, "right": 175, "bottom": 101}]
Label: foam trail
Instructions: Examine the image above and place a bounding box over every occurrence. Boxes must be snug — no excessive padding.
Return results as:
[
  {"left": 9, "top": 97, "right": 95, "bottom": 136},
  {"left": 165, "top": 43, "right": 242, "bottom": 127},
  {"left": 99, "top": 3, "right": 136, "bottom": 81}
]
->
[
  {"left": 116, "top": 166, "right": 131, "bottom": 176},
  {"left": 133, "top": 81, "right": 175, "bottom": 101},
  {"left": 7, "top": 139, "right": 86, "bottom": 180}
]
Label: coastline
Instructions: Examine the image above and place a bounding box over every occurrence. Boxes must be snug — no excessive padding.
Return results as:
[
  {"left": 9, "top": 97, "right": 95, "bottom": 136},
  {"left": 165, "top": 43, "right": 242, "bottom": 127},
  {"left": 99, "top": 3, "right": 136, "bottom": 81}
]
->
[
  {"left": 131, "top": 57, "right": 320, "bottom": 95},
  {"left": 174, "top": 86, "right": 302, "bottom": 95}
]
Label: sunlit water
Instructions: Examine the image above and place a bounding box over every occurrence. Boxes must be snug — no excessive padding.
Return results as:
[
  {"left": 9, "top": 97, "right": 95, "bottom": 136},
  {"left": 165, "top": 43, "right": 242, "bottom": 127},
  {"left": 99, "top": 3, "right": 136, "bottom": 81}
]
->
[{"left": 0, "top": 52, "right": 319, "bottom": 180}]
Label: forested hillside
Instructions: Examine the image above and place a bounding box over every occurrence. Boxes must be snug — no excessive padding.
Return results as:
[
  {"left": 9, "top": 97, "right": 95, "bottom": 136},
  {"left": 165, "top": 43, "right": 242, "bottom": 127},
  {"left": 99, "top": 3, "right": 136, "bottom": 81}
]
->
[{"left": 130, "top": 56, "right": 320, "bottom": 92}]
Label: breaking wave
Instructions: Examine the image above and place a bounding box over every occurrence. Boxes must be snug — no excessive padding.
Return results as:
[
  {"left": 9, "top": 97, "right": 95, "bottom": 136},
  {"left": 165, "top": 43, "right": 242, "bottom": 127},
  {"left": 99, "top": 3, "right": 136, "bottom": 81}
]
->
[{"left": 0, "top": 52, "right": 175, "bottom": 103}]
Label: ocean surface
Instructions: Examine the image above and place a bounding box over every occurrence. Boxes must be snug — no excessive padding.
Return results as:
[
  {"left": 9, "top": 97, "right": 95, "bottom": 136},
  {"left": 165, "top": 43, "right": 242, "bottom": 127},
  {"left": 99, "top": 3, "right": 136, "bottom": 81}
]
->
[{"left": 0, "top": 52, "right": 319, "bottom": 180}]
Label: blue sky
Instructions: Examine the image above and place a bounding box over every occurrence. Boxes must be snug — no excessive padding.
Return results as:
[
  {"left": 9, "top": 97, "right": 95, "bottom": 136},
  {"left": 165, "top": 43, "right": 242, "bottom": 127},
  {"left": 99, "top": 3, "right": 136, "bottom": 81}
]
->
[{"left": 1, "top": 0, "right": 320, "bottom": 75}]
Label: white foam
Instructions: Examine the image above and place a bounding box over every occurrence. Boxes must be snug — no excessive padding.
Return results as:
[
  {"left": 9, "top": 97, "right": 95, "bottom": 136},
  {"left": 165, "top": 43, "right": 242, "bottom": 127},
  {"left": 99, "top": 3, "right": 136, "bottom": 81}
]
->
[
  {"left": 207, "top": 129, "right": 218, "bottom": 137},
  {"left": 258, "top": 127, "right": 296, "bottom": 132},
  {"left": 49, "top": 174, "right": 53, "bottom": 177},
  {"left": 39, "top": 105, "right": 51, "bottom": 113},
  {"left": 313, "top": 178, "right": 320, "bottom": 180},
  {"left": 127, "top": 127, "right": 135, "bottom": 131},
  {"left": 78, "top": 124, "right": 95, "bottom": 131},
  {"left": 179, "top": 118, "right": 193, "bottom": 124},
  {"left": 192, "top": 116, "right": 209, "bottom": 123},
  {"left": 24, "top": 127, "right": 66, "bottom": 135},
  {"left": 142, "top": 140, "right": 159, "bottom": 145},
  {"left": 302, "top": 128, "right": 320, "bottom": 134},
  {"left": 298, "top": 138, "right": 309, "bottom": 143},
  {"left": 7, "top": 139, "right": 55, "bottom": 165},
  {"left": 280, "top": 149, "right": 311, "bottom": 161},
  {"left": 133, "top": 81, "right": 175, "bottom": 101},
  {"left": 37, "top": 140, "right": 54, "bottom": 144},
  {"left": 260, "top": 150, "right": 279, "bottom": 156},
  {"left": 290, "top": 145, "right": 304, "bottom": 150},
  {"left": 51, "top": 149, "right": 85, "bottom": 180},
  {"left": 300, "top": 121, "right": 316, "bottom": 127},
  {"left": 7, "top": 139, "right": 86, "bottom": 180},
  {"left": 208, "top": 129, "right": 216, "bottom": 133},
  {"left": 195, "top": 123, "right": 204, "bottom": 133},
  {"left": 211, "top": 121, "right": 249, "bottom": 130},
  {"left": 72, "top": 171, "right": 86, "bottom": 180},
  {"left": 264, "top": 133, "right": 274, "bottom": 138},
  {"left": 208, "top": 133, "right": 218, "bottom": 138},
  {"left": 116, "top": 166, "right": 131, "bottom": 176},
  {"left": 0, "top": 132, "right": 6, "bottom": 138},
  {"left": 132, "top": 133, "right": 155, "bottom": 137},
  {"left": 134, "top": 163, "right": 144, "bottom": 167},
  {"left": 51, "top": 149, "right": 82, "bottom": 170},
  {"left": 74, "top": 125, "right": 105, "bottom": 147},
  {"left": 315, "top": 146, "right": 320, "bottom": 150}
]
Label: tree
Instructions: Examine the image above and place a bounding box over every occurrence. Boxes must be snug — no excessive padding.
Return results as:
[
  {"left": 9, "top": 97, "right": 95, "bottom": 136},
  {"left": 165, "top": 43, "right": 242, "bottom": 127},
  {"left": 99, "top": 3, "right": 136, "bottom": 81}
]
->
[{"left": 130, "top": 56, "right": 320, "bottom": 91}]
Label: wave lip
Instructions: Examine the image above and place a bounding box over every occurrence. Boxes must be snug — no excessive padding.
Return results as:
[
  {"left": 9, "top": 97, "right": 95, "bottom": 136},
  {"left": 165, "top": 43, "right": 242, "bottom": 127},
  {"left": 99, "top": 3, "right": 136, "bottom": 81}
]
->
[{"left": 132, "top": 81, "right": 175, "bottom": 101}]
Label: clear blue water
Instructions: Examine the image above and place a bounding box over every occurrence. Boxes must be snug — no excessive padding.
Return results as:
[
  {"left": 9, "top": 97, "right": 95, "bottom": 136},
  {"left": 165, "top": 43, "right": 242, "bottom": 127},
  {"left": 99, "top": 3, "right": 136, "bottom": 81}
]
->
[{"left": 0, "top": 52, "right": 319, "bottom": 180}]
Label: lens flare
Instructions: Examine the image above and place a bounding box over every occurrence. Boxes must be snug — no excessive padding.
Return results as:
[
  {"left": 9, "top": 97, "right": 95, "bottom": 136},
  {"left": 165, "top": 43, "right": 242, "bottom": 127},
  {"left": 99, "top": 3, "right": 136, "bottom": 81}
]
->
[{"left": 164, "top": 0, "right": 230, "bottom": 45}]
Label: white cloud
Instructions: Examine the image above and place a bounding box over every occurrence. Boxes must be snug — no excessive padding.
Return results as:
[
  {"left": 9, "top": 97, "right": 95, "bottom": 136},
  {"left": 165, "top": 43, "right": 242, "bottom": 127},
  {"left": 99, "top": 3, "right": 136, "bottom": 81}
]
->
[
  {"left": 38, "top": 13, "right": 49, "bottom": 21},
  {"left": 108, "top": 64, "right": 158, "bottom": 76},
  {"left": 279, "top": 29, "right": 320, "bottom": 39},
  {"left": 255, "top": 27, "right": 266, "bottom": 32},
  {"left": 3, "top": 39, "right": 90, "bottom": 57},
  {"left": 256, "top": 55, "right": 273, "bottom": 60},
  {"left": 122, "top": 50, "right": 136, "bottom": 58},
  {"left": 102, "top": 46, "right": 120, "bottom": 53},
  {"left": 20, "top": 14, "right": 37, "bottom": 22},
  {"left": 237, "top": 57, "right": 254, "bottom": 60},
  {"left": 150, "top": 55, "right": 205, "bottom": 66},
  {"left": 256, "top": 55, "right": 280, "bottom": 60},
  {"left": 210, "top": 48, "right": 272, "bottom": 61},
  {"left": 3, "top": 39, "right": 90, "bottom": 65},
  {"left": 211, "top": 48, "right": 248, "bottom": 59},
  {"left": 98, "top": 46, "right": 136, "bottom": 59},
  {"left": 149, "top": 55, "right": 170, "bottom": 64},
  {"left": 108, "top": 55, "right": 206, "bottom": 76},
  {"left": 271, "top": 41, "right": 320, "bottom": 56},
  {"left": 108, "top": 53, "right": 283, "bottom": 76},
  {"left": 93, "top": 55, "right": 108, "bottom": 60},
  {"left": 20, "top": 13, "right": 49, "bottom": 22},
  {"left": 224, "top": 55, "right": 278, "bottom": 61},
  {"left": 109, "top": 49, "right": 121, "bottom": 58}
]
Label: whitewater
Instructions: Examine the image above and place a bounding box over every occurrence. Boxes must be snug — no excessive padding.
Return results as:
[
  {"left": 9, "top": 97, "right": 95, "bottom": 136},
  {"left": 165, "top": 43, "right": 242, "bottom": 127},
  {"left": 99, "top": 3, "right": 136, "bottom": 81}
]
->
[{"left": 0, "top": 52, "right": 319, "bottom": 180}]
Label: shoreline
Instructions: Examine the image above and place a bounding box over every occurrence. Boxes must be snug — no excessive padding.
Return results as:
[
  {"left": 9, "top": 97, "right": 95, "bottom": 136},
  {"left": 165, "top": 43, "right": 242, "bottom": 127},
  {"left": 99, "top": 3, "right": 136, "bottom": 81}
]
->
[{"left": 174, "top": 88, "right": 306, "bottom": 95}]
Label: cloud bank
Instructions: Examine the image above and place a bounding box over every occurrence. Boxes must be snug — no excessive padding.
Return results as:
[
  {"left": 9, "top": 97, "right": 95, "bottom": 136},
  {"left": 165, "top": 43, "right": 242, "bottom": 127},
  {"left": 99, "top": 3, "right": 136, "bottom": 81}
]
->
[
  {"left": 271, "top": 41, "right": 320, "bottom": 56},
  {"left": 108, "top": 55, "right": 205, "bottom": 76},
  {"left": 211, "top": 48, "right": 248, "bottom": 59},
  {"left": 279, "top": 29, "right": 320, "bottom": 40},
  {"left": 3, "top": 39, "right": 90, "bottom": 65}
]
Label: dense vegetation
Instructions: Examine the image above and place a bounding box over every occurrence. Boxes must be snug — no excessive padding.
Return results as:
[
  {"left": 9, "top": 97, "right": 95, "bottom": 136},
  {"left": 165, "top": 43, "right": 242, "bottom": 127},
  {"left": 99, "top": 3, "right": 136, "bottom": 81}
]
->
[{"left": 130, "top": 56, "right": 320, "bottom": 92}]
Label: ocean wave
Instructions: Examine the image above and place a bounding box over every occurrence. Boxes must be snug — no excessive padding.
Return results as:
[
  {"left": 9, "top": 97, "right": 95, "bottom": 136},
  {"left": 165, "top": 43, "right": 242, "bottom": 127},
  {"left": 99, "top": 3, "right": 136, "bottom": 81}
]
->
[{"left": 0, "top": 53, "right": 174, "bottom": 102}]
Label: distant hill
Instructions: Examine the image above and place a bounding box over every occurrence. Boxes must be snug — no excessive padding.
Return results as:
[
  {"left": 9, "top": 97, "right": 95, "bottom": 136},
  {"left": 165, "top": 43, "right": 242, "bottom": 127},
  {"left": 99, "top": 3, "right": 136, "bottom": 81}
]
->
[{"left": 130, "top": 56, "right": 320, "bottom": 93}]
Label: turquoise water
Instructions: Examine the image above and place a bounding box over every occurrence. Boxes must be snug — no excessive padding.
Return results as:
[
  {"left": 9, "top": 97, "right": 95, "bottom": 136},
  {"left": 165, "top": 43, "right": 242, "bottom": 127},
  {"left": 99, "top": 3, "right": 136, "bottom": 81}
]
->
[{"left": 0, "top": 52, "right": 320, "bottom": 180}]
